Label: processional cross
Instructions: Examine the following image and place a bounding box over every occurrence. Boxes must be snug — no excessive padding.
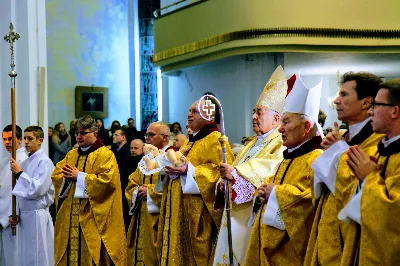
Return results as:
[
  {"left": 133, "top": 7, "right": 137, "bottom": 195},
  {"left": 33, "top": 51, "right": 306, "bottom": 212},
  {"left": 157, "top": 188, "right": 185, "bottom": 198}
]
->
[{"left": 4, "top": 23, "right": 20, "bottom": 236}]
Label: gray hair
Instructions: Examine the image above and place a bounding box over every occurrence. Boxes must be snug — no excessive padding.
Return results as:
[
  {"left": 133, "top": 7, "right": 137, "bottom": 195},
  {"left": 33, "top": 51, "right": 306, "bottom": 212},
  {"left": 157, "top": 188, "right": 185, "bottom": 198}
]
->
[
  {"left": 296, "top": 114, "right": 318, "bottom": 136},
  {"left": 150, "top": 122, "right": 171, "bottom": 136}
]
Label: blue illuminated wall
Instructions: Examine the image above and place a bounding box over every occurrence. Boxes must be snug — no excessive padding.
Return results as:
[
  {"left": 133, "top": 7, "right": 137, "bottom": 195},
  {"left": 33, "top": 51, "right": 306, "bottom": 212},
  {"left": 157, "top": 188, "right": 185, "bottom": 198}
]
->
[{"left": 46, "top": 0, "right": 131, "bottom": 128}]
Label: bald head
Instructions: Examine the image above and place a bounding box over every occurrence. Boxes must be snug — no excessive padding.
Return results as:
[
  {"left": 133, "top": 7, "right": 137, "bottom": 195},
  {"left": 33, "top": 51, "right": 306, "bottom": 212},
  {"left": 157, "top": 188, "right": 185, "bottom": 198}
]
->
[
  {"left": 130, "top": 139, "right": 144, "bottom": 156},
  {"left": 146, "top": 122, "right": 171, "bottom": 149},
  {"left": 173, "top": 133, "right": 187, "bottom": 150}
]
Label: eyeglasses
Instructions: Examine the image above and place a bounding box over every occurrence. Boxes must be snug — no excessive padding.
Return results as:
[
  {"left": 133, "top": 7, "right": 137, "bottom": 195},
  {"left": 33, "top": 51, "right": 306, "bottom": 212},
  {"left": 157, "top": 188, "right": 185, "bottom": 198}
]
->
[
  {"left": 75, "top": 131, "right": 93, "bottom": 136},
  {"left": 144, "top": 132, "right": 166, "bottom": 138},
  {"left": 371, "top": 101, "right": 397, "bottom": 109}
]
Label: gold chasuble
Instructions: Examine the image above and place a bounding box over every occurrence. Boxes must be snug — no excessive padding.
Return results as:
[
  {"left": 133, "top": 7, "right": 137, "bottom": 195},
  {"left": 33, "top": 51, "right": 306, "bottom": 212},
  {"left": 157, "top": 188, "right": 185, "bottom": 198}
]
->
[
  {"left": 213, "top": 127, "right": 284, "bottom": 265},
  {"left": 157, "top": 123, "right": 234, "bottom": 266},
  {"left": 305, "top": 123, "right": 384, "bottom": 266},
  {"left": 356, "top": 139, "right": 400, "bottom": 265},
  {"left": 244, "top": 137, "right": 323, "bottom": 266},
  {"left": 125, "top": 167, "right": 162, "bottom": 266},
  {"left": 52, "top": 139, "right": 127, "bottom": 266}
]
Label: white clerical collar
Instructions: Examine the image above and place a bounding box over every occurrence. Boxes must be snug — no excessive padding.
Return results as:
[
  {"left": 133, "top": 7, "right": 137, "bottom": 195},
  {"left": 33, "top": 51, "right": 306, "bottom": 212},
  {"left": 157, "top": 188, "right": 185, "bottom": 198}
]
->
[
  {"left": 81, "top": 145, "right": 91, "bottom": 152},
  {"left": 255, "top": 128, "right": 274, "bottom": 146},
  {"left": 192, "top": 131, "right": 199, "bottom": 137},
  {"left": 28, "top": 148, "right": 43, "bottom": 159},
  {"left": 382, "top": 135, "right": 400, "bottom": 148},
  {"left": 287, "top": 138, "right": 312, "bottom": 153},
  {"left": 348, "top": 117, "right": 371, "bottom": 141},
  {"left": 161, "top": 144, "right": 170, "bottom": 151}
]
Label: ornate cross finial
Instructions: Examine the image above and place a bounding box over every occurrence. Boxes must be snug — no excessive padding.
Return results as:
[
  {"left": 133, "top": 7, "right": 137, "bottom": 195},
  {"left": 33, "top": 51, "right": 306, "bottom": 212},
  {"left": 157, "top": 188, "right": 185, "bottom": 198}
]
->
[
  {"left": 201, "top": 99, "right": 216, "bottom": 120},
  {"left": 4, "top": 23, "right": 20, "bottom": 77}
]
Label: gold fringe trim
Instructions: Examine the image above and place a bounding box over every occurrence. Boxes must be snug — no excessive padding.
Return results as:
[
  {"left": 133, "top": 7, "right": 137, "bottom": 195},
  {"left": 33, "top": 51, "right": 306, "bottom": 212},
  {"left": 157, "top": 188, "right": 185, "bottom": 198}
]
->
[{"left": 153, "top": 27, "right": 400, "bottom": 62}]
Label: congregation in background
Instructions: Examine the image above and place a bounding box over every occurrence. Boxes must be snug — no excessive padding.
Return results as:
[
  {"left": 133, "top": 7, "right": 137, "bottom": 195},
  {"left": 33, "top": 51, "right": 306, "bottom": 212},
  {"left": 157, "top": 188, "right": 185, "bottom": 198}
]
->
[{"left": 0, "top": 67, "right": 400, "bottom": 266}]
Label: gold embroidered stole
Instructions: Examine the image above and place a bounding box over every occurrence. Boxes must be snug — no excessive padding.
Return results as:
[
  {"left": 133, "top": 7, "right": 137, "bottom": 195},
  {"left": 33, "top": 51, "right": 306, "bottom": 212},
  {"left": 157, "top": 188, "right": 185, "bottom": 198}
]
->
[{"left": 68, "top": 155, "right": 88, "bottom": 266}]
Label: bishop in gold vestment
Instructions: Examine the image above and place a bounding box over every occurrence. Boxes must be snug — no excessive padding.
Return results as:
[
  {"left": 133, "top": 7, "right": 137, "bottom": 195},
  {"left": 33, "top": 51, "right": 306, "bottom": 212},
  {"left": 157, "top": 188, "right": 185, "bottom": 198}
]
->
[
  {"left": 52, "top": 116, "right": 127, "bottom": 266},
  {"left": 244, "top": 137, "right": 323, "bottom": 266},
  {"left": 213, "top": 66, "right": 292, "bottom": 266},
  {"left": 244, "top": 76, "right": 323, "bottom": 266},
  {"left": 157, "top": 121, "right": 234, "bottom": 266}
]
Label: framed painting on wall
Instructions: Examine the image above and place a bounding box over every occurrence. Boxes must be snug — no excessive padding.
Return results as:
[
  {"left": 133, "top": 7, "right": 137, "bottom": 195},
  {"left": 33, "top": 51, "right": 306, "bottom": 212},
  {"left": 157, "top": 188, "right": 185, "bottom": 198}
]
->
[{"left": 75, "top": 86, "right": 108, "bottom": 118}]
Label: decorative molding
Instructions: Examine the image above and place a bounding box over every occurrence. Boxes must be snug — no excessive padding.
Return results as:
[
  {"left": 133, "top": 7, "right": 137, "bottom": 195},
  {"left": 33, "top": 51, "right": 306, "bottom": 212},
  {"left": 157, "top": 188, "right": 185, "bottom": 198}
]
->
[{"left": 153, "top": 27, "right": 400, "bottom": 62}]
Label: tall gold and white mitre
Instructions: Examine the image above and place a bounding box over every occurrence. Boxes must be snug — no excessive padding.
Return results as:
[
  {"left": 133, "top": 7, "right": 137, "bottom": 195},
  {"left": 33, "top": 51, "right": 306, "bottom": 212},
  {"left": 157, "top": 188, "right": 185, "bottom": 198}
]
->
[
  {"left": 256, "top": 65, "right": 288, "bottom": 113},
  {"left": 213, "top": 65, "right": 289, "bottom": 266}
]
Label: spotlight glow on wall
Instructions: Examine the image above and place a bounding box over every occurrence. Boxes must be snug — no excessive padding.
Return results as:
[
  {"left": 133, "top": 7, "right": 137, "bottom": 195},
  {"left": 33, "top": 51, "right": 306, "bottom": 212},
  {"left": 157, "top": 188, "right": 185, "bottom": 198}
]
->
[{"left": 157, "top": 69, "right": 162, "bottom": 121}]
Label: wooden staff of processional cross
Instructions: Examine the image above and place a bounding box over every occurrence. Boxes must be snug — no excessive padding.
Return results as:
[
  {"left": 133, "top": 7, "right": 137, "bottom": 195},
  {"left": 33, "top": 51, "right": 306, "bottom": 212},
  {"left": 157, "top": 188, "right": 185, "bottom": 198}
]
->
[
  {"left": 197, "top": 95, "right": 234, "bottom": 266},
  {"left": 4, "top": 23, "right": 20, "bottom": 236}
]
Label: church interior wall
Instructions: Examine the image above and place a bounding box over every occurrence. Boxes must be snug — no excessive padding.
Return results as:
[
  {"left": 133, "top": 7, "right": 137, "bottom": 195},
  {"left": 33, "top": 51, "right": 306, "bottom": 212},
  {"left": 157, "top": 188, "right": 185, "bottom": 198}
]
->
[
  {"left": 163, "top": 53, "right": 278, "bottom": 144},
  {"left": 163, "top": 52, "right": 400, "bottom": 143},
  {"left": 46, "top": 0, "right": 131, "bottom": 129}
]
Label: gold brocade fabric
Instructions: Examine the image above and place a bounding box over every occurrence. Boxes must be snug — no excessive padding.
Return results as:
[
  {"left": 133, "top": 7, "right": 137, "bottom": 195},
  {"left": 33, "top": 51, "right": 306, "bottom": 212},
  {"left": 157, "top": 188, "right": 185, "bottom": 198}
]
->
[
  {"left": 125, "top": 167, "right": 161, "bottom": 266},
  {"left": 234, "top": 128, "right": 284, "bottom": 189},
  {"left": 304, "top": 133, "right": 383, "bottom": 266},
  {"left": 213, "top": 128, "right": 284, "bottom": 265},
  {"left": 357, "top": 152, "right": 400, "bottom": 265},
  {"left": 255, "top": 65, "right": 288, "bottom": 114},
  {"left": 52, "top": 147, "right": 127, "bottom": 266},
  {"left": 157, "top": 131, "right": 234, "bottom": 266},
  {"left": 244, "top": 149, "right": 322, "bottom": 266}
]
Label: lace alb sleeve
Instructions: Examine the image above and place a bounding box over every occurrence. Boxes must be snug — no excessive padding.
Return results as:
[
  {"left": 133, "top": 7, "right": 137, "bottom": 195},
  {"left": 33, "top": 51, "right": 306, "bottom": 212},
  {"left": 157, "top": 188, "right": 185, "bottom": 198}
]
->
[{"left": 231, "top": 169, "right": 256, "bottom": 204}]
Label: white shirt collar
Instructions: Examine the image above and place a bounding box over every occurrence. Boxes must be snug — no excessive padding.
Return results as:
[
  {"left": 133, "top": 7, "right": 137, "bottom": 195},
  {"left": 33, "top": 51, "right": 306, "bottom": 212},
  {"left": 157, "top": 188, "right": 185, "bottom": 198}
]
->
[
  {"left": 255, "top": 128, "right": 274, "bottom": 146},
  {"left": 382, "top": 135, "right": 400, "bottom": 148},
  {"left": 161, "top": 144, "right": 170, "bottom": 151},
  {"left": 81, "top": 145, "right": 91, "bottom": 152},
  {"left": 192, "top": 131, "right": 199, "bottom": 137},
  {"left": 287, "top": 138, "right": 311, "bottom": 153},
  {"left": 348, "top": 117, "right": 371, "bottom": 141}
]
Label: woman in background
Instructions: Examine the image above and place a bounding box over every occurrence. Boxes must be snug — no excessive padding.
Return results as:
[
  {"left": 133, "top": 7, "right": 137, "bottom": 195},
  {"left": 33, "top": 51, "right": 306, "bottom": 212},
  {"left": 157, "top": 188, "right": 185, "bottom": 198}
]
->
[
  {"left": 170, "top": 122, "right": 182, "bottom": 142},
  {"left": 51, "top": 122, "right": 71, "bottom": 164},
  {"left": 96, "top": 118, "right": 111, "bottom": 146}
]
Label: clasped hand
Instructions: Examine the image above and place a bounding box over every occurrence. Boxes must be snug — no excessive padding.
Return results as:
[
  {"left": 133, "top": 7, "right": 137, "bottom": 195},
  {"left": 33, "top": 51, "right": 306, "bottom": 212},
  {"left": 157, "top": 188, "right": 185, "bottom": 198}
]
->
[
  {"left": 257, "top": 183, "right": 276, "bottom": 204},
  {"left": 62, "top": 164, "right": 79, "bottom": 181},
  {"left": 165, "top": 163, "right": 188, "bottom": 176},
  {"left": 346, "top": 145, "right": 377, "bottom": 182}
]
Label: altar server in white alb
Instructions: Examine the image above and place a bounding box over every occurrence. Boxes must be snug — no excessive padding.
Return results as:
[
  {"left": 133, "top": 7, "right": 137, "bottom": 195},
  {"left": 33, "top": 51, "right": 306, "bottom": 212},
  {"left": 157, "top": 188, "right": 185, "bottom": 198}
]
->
[
  {"left": 0, "top": 125, "right": 28, "bottom": 266},
  {"left": 10, "top": 126, "right": 55, "bottom": 266}
]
